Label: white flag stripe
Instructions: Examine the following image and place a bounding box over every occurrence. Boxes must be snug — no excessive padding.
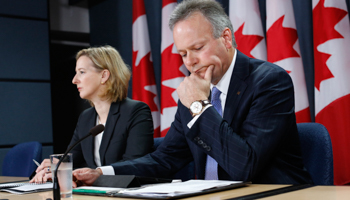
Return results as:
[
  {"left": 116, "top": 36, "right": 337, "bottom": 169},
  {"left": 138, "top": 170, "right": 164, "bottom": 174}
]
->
[
  {"left": 144, "top": 85, "right": 161, "bottom": 124},
  {"left": 161, "top": 107, "right": 177, "bottom": 132},
  {"left": 161, "top": 3, "right": 177, "bottom": 53},
  {"left": 229, "top": 0, "right": 266, "bottom": 60},
  {"left": 230, "top": 0, "right": 264, "bottom": 36},
  {"left": 274, "top": 57, "right": 309, "bottom": 111},
  {"left": 266, "top": 0, "right": 295, "bottom": 30},
  {"left": 266, "top": 0, "right": 310, "bottom": 114},
  {"left": 315, "top": 9, "right": 350, "bottom": 114},
  {"left": 132, "top": 0, "right": 160, "bottom": 136},
  {"left": 313, "top": 0, "right": 345, "bottom": 9},
  {"left": 133, "top": 15, "right": 152, "bottom": 66},
  {"left": 161, "top": 0, "right": 187, "bottom": 135}
]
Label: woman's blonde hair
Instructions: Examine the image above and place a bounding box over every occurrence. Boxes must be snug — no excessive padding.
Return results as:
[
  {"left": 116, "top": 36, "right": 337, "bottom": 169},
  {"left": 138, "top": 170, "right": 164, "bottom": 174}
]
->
[{"left": 76, "top": 45, "right": 131, "bottom": 106}]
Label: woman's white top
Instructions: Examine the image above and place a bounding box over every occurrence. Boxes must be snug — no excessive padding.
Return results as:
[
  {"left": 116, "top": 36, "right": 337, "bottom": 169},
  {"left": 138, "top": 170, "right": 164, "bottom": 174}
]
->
[{"left": 94, "top": 116, "right": 105, "bottom": 167}]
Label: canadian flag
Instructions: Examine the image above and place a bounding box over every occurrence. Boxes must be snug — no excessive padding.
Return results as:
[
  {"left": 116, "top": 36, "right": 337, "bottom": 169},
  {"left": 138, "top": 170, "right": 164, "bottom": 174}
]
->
[
  {"left": 229, "top": 0, "right": 266, "bottom": 60},
  {"left": 161, "top": 0, "right": 188, "bottom": 136},
  {"left": 313, "top": 0, "right": 350, "bottom": 185},
  {"left": 266, "top": 0, "right": 311, "bottom": 123},
  {"left": 132, "top": 0, "right": 160, "bottom": 137}
]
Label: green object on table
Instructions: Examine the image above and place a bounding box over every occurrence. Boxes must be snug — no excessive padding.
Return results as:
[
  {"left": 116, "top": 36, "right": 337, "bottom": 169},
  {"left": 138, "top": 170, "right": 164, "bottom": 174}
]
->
[{"left": 73, "top": 188, "right": 107, "bottom": 194}]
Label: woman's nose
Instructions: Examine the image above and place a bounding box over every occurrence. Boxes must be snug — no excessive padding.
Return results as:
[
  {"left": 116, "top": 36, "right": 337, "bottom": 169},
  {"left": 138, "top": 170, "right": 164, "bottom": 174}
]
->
[{"left": 72, "top": 74, "right": 78, "bottom": 84}]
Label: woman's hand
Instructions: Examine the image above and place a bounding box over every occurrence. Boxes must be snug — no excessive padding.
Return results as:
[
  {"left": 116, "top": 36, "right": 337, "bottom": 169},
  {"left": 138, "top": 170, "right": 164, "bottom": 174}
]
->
[{"left": 29, "top": 159, "right": 52, "bottom": 183}]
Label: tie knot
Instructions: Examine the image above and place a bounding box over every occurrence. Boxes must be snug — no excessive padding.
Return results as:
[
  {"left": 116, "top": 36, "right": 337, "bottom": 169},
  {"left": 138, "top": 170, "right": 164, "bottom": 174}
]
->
[{"left": 211, "top": 87, "right": 221, "bottom": 101}]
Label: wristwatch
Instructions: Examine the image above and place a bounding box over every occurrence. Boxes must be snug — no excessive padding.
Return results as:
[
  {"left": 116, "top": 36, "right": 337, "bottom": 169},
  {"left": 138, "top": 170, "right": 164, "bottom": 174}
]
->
[{"left": 189, "top": 100, "right": 211, "bottom": 117}]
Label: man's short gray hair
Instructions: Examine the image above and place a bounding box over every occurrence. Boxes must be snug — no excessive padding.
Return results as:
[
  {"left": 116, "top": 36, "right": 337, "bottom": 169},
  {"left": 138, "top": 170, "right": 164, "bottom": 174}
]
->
[{"left": 169, "top": 0, "right": 237, "bottom": 48}]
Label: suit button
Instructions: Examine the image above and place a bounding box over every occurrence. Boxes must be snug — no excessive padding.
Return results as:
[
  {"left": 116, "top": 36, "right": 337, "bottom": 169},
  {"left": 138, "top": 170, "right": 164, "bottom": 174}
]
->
[
  {"left": 206, "top": 146, "right": 211, "bottom": 151},
  {"left": 198, "top": 140, "right": 203, "bottom": 145},
  {"left": 194, "top": 137, "right": 200, "bottom": 141},
  {"left": 202, "top": 143, "right": 207, "bottom": 148}
]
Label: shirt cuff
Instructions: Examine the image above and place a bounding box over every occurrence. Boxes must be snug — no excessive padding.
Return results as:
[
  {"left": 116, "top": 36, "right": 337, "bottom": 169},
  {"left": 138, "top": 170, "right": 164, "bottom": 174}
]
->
[
  {"left": 97, "top": 166, "right": 115, "bottom": 175},
  {"left": 187, "top": 104, "right": 212, "bottom": 128}
]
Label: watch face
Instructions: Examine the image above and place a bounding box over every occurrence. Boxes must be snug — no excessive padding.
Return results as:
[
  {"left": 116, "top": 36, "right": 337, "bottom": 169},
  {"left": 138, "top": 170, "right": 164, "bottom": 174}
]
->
[{"left": 190, "top": 101, "right": 202, "bottom": 114}]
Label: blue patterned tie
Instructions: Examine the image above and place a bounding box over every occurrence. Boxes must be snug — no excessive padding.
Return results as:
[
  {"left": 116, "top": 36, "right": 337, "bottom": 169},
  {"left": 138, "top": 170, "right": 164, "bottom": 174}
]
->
[{"left": 205, "top": 87, "right": 221, "bottom": 180}]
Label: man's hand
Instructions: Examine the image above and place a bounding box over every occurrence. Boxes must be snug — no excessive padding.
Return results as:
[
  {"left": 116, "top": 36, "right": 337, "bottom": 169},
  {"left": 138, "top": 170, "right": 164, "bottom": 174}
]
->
[
  {"left": 177, "top": 65, "right": 213, "bottom": 108},
  {"left": 72, "top": 168, "right": 103, "bottom": 188}
]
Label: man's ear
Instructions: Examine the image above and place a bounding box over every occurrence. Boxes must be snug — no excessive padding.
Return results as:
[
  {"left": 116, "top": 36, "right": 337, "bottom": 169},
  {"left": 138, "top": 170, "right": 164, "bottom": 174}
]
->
[{"left": 222, "top": 28, "right": 233, "bottom": 50}]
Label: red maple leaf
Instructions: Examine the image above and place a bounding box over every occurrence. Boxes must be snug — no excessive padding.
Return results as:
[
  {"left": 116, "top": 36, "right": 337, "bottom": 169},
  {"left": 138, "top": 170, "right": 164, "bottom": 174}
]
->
[
  {"left": 313, "top": 0, "right": 347, "bottom": 91},
  {"left": 161, "top": 44, "right": 186, "bottom": 112},
  {"left": 266, "top": 15, "right": 300, "bottom": 64},
  {"left": 234, "top": 23, "right": 264, "bottom": 58},
  {"left": 132, "top": 50, "right": 159, "bottom": 112}
]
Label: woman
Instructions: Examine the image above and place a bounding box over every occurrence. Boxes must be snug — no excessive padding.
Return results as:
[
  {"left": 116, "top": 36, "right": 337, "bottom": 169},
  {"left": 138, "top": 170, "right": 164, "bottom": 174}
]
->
[{"left": 31, "top": 45, "right": 154, "bottom": 183}]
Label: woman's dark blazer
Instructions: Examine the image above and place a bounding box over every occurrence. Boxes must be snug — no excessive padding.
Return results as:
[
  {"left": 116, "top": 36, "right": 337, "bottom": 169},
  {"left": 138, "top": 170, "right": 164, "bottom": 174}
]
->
[{"left": 69, "top": 98, "right": 154, "bottom": 168}]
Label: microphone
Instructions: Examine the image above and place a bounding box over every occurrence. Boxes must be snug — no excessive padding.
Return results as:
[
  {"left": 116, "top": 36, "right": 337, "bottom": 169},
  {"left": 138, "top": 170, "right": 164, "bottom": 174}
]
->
[{"left": 53, "top": 124, "right": 104, "bottom": 200}]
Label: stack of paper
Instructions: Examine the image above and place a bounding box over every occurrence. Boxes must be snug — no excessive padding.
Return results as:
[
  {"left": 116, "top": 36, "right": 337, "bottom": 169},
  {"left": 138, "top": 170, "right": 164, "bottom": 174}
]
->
[
  {"left": 119, "top": 180, "right": 242, "bottom": 197},
  {"left": 0, "top": 182, "right": 53, "bottom": 194}
]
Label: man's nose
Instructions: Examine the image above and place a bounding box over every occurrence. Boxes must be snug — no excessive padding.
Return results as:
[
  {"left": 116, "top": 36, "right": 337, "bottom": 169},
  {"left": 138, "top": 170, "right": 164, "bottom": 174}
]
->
[{"left": 185, "top": 52, "right": 198, "bottom": 70}]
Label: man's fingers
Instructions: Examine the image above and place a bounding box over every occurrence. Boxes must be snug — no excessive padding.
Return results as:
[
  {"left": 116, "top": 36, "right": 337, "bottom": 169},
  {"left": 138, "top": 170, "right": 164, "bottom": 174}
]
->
[
  {"left": 73, "top": 170, "right": 90, "bottom": 181},
  {"left": 73, "top": 172, "right": 83, "bottom": 180},
  {"left": 72, "top": 168, "right": 102, "bottom": 187},
  {"left": 204, "top": 65, "right": 213, "bottom": 82},
  {"left": 72, "top": 181, "right": 77, "bottom": 188}
]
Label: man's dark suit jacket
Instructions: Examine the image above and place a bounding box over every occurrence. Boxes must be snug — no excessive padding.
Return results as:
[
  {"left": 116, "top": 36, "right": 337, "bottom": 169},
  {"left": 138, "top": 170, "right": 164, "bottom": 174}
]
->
[
  {"left": 110, "top": 51, "right": 312, "bottom": 184},
  {"left": 69, "top": 98, "right": 154, "bottom": 169}
]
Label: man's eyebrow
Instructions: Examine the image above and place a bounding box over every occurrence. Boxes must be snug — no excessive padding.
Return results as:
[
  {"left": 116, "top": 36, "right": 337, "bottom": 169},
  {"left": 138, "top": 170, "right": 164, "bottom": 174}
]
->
[{"left": 177, "top": 41, "right": 205, "bottom": 52}]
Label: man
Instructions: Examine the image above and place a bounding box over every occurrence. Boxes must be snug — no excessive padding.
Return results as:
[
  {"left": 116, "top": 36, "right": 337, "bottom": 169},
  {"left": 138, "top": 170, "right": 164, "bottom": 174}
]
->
[{"left": 73, "top": 0, "right": 312, "bottom": 185}]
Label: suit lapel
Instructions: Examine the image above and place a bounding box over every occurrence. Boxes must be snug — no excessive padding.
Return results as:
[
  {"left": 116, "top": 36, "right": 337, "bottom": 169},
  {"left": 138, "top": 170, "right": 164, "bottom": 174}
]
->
[
  {"left": 223, "top": 51, "right": 249, "bottom": 125},
  {"left": 80, "top": 109, "right": 97, "bottom": 168},
  {"left": 99, "top": 102, "right": 121, "bottom": 165}
]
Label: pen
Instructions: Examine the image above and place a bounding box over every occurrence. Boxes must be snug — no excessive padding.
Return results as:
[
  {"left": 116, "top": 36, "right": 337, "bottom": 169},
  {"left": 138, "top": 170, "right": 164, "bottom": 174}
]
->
[{"left": 33, "top": 159, "right": 40, "bottom": 167}]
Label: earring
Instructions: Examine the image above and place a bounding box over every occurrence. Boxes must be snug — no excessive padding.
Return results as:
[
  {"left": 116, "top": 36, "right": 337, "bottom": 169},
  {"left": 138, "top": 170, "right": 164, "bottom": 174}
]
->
[{"left": 101, "top": 82, "right": 104, "bottom": 84}]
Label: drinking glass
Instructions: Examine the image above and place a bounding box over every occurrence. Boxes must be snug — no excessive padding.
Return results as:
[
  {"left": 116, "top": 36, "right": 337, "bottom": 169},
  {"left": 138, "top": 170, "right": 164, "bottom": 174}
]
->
[{"left": 50, "top": 153, "right": 73, "bottom": 198}]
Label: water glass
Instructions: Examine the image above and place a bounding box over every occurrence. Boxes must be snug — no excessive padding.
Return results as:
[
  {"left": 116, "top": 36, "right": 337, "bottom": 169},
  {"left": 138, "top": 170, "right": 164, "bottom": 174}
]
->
[{"left": 50, "top": 153, "right": 73, "bottom": 198}]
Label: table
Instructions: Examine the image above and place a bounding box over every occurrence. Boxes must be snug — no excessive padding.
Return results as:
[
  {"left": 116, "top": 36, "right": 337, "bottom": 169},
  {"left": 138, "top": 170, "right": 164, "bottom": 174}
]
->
[
  {"left": 260, "top": 185, "right": 350, "bottom": 200},
  {"left": 1, "top": 176, "right": 350, "bottom": 199}
]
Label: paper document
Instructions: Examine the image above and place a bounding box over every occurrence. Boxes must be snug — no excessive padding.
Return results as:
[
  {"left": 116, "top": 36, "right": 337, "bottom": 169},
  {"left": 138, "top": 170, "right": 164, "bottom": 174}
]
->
[
  {"left": 1, "top": 182, "right": 53, "bottom": 194},
  {"left": 120, "top": 180, "right": 242, "bottom": 196},
  {"left": 0, "top": 182, "right": 28, "bottom": 189}
]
